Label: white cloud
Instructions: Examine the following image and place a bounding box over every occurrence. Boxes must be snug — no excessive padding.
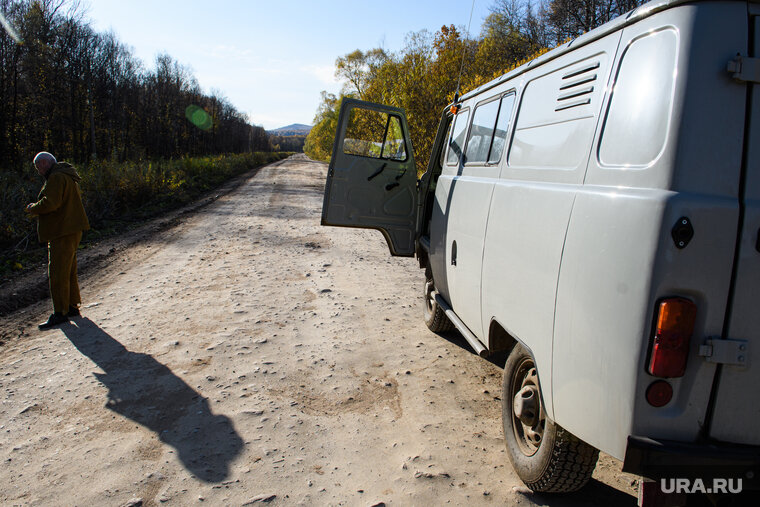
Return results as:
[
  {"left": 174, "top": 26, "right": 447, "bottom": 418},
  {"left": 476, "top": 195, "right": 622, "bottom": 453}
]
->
[{"left": 301, "top": 64, "right": 339, "bottom": 85}]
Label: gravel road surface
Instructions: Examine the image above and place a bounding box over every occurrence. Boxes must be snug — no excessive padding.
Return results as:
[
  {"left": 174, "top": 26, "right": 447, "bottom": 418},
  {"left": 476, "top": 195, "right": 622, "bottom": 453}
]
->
[{"left": 0, "top": 154, "right": 639, "bottom": 506}]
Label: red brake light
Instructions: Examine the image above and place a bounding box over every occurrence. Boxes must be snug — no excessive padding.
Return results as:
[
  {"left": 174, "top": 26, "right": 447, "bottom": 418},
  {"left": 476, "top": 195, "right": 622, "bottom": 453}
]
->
[{"left": 647, "top": 298, "right": 697, "bottom": 378}]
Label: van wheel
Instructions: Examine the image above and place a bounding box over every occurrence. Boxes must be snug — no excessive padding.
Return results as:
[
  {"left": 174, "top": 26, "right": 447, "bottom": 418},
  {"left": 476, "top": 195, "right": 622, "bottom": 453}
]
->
[
  {"left": 423, "top": 271, "right": 454, "bottom": 333},
  {"left": 502, "top": 344, "right": 598, "bottom": 492}
]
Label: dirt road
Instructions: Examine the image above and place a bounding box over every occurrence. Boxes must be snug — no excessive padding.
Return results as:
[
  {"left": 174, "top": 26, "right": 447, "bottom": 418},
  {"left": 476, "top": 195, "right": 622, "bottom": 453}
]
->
[{"left": 0, "top": 154, "right": 639, "bottom": 506}]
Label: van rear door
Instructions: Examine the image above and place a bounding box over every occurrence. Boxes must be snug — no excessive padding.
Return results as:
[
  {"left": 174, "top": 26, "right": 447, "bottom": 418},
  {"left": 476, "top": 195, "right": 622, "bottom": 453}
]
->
[
  {"left": 707, "top": 8, "right": 760, "bottom": 446},
  {"left": 321, "top": 98, "right": 418, "bottom": 256}
]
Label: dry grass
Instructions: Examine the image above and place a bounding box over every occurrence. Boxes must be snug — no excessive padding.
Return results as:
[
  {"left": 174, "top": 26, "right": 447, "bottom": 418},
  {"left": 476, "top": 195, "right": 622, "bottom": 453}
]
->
[{"left": 1, "top": 152, "right": 290, "bottom": 272}]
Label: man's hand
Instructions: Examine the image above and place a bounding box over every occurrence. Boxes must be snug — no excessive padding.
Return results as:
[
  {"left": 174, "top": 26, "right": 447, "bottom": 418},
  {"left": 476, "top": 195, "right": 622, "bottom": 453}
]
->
[{"left": 24, "top": 203, "right": 35, "bottom": 213}]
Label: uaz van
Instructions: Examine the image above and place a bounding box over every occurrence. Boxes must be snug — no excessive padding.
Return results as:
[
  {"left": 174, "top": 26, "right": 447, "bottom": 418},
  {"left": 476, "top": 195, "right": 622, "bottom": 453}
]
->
[{"left": 321, "top": 0, "right": 760, "bottom": 501}]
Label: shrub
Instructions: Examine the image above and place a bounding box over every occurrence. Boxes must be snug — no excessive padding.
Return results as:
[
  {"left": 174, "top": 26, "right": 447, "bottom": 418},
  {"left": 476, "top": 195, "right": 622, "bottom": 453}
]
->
[{"left": 1, "top": 152, "right": 290, "bottom": 260}]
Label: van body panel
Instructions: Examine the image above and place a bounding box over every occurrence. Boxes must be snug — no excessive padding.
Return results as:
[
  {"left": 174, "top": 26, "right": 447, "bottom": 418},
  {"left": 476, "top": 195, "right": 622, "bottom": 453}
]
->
[
  {"left": 553, "top": 4, "right": 749, "bottom": 459},
  {"left": 418, "top": 110, "right": 454, "bottom": 299},
  {"left": 554, "top": 190, "right": 738, "bottom": 460},
  {"left": 554, "top": 189, "right": 665, "bottom": 459},
  {"left": 321, "top": 98, "right": 417, "bottom": 257},
  {"left": 436, "top": 91, "right": 519, "bottom": 339},
  {"left": 481, "top": 182, "right": 577, "bottom": 418},
  {"left": 508, "top": 52, "right": 612, "bottom": 177},
  {"left": 477, "top": 33, "right": 621, "bottom": 416},
  {"left": 709, "top": 11, "right": 760, "bottom": 446},
  {"left": 428, "top": 173, "right": 452, "bottom": 302},
  {"left": 427, "top": 108, "right": 472, "bottom": 304},
  {"left": 441, "top": 167, "right": 497, "bottom": 339}
]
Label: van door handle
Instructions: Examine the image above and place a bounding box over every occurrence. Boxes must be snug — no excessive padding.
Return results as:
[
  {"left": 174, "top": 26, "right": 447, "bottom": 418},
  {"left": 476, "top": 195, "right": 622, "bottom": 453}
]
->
[
  {"left": 367, "top": 163, "right": 387, "bottom": 181},
  {"left": 756, "top": 227, "right": 760, "bottom": 253}
]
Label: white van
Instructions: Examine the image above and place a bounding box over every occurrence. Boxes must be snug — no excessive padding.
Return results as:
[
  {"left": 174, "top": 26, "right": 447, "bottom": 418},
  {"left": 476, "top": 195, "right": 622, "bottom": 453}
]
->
[{"left": 321, "top": 0, "right": 760, "bottom": 499}]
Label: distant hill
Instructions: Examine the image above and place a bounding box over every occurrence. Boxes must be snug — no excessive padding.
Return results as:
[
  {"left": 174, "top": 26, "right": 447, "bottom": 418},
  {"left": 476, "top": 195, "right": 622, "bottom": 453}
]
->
[{"left": 268, "top": 124, "right": 312, "bottom": 137}]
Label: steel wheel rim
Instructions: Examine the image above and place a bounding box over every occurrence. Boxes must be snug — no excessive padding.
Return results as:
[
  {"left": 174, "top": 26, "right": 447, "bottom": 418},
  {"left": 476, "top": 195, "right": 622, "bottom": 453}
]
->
[
  {"left": 510, "top": 357, "right": 545, "bottom": 457},
  {"left": 424, "top": 279, "right": 435, "bottom": 314}
]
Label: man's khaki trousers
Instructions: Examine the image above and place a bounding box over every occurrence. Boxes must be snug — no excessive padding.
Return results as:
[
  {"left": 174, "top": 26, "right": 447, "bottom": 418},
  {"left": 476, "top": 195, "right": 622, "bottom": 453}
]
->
[{"left": 48, "top": 231, "right": 82, "bottom": 314}]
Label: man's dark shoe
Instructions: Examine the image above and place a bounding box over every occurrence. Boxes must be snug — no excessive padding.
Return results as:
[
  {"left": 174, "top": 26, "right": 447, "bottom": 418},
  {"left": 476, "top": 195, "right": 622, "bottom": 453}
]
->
[
  {"left": 38, "top": 312, "right": 68, "bottom": 330},
  {"left": 67, "top": 306, "right": 81, "bottom": 318}
]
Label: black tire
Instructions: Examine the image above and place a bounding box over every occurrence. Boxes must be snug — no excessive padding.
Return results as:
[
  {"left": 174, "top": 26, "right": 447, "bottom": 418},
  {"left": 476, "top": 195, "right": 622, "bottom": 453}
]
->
[
  {"left": 502, "top": 343, "right": 599, "bottom": 492},
  {"left": 423, "top": 269, "right": 454, "bottom": 333}
]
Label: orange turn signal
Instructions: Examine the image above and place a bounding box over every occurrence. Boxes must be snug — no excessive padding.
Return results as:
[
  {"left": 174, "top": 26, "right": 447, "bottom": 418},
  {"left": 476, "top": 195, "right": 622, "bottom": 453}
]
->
[{"left": 647, "top": 297, "right": 697, "bottom": 378}]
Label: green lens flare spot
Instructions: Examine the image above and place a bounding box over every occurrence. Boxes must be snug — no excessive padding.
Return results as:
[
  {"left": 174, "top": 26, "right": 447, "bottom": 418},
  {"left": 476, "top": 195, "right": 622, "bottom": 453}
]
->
[{"left": 185, "top": 105, "right": 213, "bottom": 131}]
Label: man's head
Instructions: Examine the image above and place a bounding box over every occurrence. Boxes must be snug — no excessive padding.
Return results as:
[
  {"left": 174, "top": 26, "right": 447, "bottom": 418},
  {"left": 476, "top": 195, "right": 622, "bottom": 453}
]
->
[{"left": 33, "top": 152, "right": 57, "bottom": 176}]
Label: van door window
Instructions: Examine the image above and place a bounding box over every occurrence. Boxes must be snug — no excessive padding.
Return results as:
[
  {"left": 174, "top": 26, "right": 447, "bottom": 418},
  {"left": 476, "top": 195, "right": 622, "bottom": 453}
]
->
[
  {"left": 343, "top": 107, "right": 407, "bottom": 161},
  {"left": 446, "top": 109, "right": 470, "bottom": 166},
  {"left": 488, "top": 93, "right": 516, "bottom": 164}
]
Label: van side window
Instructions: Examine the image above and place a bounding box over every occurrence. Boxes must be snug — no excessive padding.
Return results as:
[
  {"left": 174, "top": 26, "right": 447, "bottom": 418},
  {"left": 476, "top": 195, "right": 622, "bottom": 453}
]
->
[
  {"left": 343, "top": 107, "right": 407, "bottom": 161},
  {"left": 598, "top": 29, "right": 678, "bottom": 168},
  {"left": 446, "top": 109, "right": 470, "bottom": 166},
  {"left": 465, "top": 98, "right": 500, "bottom": 164},
  {"left": 488, "top": 93, "right": 516, "bottom": 164}
]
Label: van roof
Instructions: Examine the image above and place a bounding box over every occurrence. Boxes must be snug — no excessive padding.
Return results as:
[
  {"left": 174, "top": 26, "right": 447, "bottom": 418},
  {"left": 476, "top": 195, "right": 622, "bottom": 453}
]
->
[{"left": 459, "top": 0, "right": 743, "bottom": 103}]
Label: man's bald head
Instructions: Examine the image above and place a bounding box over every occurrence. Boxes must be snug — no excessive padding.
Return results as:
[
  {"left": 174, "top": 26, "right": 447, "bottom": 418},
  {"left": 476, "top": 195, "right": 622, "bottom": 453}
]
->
[{"left": 33, "top": 152, "right": 57, "bottom": 176}]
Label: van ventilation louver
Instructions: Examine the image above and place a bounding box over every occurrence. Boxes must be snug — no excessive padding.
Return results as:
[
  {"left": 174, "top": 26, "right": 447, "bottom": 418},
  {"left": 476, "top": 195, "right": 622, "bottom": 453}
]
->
[{"left": 555, "top": 61, "right": 599, "bottom": 112}]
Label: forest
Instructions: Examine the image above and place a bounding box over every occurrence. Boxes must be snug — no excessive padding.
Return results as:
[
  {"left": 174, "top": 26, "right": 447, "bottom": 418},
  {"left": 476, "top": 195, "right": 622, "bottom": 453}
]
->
[
  {"left": 0, "top": 0, "right": 285, "bottom": 265},
  {"left": 304, "top": 0, "right": 648, "bottom": 174},
  {"left": 0, "top": 0, "right": 272, "bottom": 168}
]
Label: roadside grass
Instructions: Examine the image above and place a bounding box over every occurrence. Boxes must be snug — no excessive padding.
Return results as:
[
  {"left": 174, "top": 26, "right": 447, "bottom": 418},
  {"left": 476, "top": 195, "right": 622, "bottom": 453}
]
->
[{"left": 0, "top": 152, "right": 291, "bottom": 277}]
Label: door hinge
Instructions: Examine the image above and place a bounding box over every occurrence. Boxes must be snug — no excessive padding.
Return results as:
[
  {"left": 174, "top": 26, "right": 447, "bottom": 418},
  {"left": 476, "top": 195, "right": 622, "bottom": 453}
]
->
[
  {"left": 699, "top": 338, "right": 749, "bottom": 366},
  {"left": 727, "top": 55, "right": 760, "bottom": 84}
]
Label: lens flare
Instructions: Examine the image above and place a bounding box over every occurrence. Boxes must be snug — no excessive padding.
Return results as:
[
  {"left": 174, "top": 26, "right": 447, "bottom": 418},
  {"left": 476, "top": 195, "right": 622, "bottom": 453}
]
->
[
  {"left": 0, "top": 12, "right": 22, "bottom": 44},
  {"left": 185, "top": 105, "right": 213, "bottom": 131}
]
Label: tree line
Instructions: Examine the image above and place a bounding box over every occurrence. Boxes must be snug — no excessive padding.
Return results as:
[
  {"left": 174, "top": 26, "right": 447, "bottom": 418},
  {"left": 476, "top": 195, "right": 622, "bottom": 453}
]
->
[
  {"left": 305, "top": 0, "right": 647, "bottom": 173},
  {"left": 0, "top": 0, "right": 272, "bottom": 172}
]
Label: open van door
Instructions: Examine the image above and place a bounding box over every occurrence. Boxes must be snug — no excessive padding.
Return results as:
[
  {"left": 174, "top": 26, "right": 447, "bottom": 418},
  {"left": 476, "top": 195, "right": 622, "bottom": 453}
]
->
[
  {"left": 321, "top": 98, "right": 418, "bottom": 256},
  {"left": 707, "top": 9, "right": 760, "bottom": 446}
]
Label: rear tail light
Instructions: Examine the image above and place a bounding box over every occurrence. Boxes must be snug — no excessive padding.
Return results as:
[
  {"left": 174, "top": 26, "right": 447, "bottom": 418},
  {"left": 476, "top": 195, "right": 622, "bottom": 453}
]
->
[{"left": 647, "top": 298, "right": 697, "bottom": 378}]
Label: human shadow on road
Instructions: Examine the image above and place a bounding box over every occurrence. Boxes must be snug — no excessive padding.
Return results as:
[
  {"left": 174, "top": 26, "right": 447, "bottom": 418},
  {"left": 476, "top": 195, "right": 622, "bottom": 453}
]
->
[{"left": 62, "top": 318, "right": 243, "bottom": 483}]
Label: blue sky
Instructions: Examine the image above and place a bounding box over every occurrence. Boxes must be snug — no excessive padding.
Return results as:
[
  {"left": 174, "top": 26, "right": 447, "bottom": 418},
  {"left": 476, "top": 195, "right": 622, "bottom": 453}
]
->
[{"left": 85, "top": 0, "right": 494, "bottom": 130}]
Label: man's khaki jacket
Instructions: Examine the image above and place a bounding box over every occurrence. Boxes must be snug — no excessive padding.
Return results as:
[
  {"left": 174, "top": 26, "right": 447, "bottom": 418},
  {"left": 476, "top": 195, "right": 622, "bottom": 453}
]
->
[{"left": 28, "top": 162, "right": 90, "bottom": 243}]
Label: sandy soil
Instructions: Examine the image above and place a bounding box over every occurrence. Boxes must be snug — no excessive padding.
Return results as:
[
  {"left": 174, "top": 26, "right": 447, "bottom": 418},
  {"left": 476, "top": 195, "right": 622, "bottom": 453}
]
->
[{"left": 0, "top": 154, "right": 640, "bottom": 506}]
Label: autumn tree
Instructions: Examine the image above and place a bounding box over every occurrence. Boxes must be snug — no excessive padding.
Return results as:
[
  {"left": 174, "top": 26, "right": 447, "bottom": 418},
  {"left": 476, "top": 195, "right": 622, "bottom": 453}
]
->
[
  {"left": 304, "top": 91, "right": 341, "bottom": 162},
  {"left": 0, "top": 0, "right": 272, "bottom": 173},
  {"left": 306, "top": 0, "right": 649, "bottom": 171},
  {"left": 334, "top": 48, "right": 387, "bottom": 100}
]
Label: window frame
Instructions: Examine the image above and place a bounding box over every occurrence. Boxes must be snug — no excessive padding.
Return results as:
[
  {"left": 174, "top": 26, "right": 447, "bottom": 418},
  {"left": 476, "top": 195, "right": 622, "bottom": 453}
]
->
[
  {"left": 342, "top": 107, "right": 409, "bottom": 163},
  {"left": 463, "top": 91, "right": 517, "bottom": 168},
  {"left": 444, "top": 107, "right": 471, "bottom": 167}
]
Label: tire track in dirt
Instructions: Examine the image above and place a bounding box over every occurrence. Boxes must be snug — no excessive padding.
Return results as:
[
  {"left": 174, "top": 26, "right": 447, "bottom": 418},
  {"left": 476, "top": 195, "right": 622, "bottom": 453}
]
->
[{"left": 0, "top": 154, "right": 639, "bottom": 506}]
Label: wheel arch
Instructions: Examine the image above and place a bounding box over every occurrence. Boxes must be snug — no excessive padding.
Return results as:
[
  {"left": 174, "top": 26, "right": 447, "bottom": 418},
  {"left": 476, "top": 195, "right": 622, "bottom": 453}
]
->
[{"left": 488, "top": 319, "right": 518, "bottom": 355}]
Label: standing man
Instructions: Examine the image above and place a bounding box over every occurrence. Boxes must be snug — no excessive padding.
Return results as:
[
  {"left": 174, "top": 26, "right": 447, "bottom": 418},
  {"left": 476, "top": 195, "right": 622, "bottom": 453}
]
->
[{"left": 25, "top": 152, "right": 90, "bottom": 330}]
